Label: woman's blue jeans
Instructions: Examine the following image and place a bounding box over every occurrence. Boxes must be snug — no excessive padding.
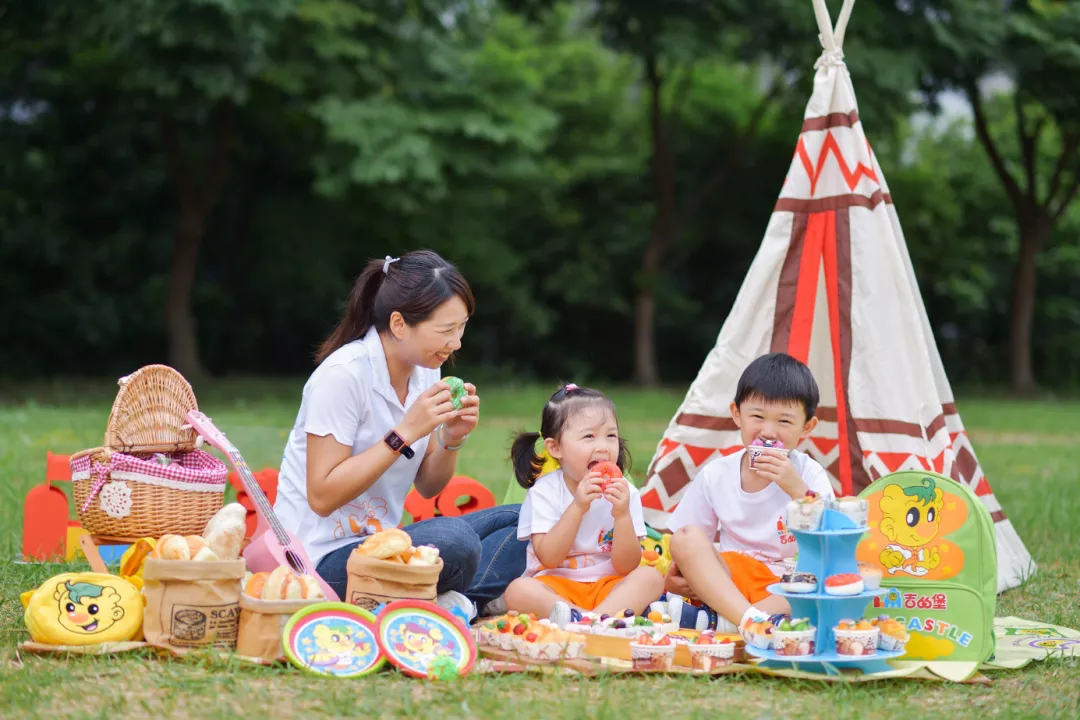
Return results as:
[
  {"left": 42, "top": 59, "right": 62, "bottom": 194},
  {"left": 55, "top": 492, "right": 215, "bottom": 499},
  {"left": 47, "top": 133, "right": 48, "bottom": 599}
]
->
[{"left": 316, "top": 504, "right": 527, "bottom": 607}]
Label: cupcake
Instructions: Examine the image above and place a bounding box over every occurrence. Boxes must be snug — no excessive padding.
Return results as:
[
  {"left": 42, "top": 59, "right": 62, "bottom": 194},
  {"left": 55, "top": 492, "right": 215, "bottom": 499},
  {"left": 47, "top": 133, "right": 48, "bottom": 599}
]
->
[
  {"left": 824, "top": 573, "right": 865, "bottom": 596},
  {"left": 872, "top": 616, "right": 909, "bottom": 652},
  {"left": 828, "top": 496, "right": 869, "bottom": 528},
  {"left": 747, "top": 438, "right": 788, "bottom": 469},
  {"left": 687, "top": 632, "right": 736, "bottom": 670},
  {"left": 629, "top": 633, "right": 676, "bottom": 671},
  {"left": 786, "top": 492, "right": 826, "bottom": 531},
  {"left": 492, "top": 615, "right": 520, "bottom": 651},
  {"left": 858, "top": 562, "right": 883, "bottom": 590},
  {"left": 516, "top": 621, "right": 586, "bottom": 661},
  {"left": 772, "top": 617, "right": 816, "bottom": 657},
  {"left": 834, "top": 619, "right": 879, "bottom": 656},
  {"left": 741, "top": 619, "right": 775, "bottom": 650},
  {"left": 779, "top": 571, "right": 818, "bottom": 594}
]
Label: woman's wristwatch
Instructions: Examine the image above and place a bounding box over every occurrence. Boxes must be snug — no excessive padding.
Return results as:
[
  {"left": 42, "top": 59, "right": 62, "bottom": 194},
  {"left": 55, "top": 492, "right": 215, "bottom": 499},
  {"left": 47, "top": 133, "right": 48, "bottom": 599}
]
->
[
  {"left": 436, "top": 423, "right": 468, "bottom": 451},
  {"left": 383, "top": 429, "right": 415, "bottom": 459}
]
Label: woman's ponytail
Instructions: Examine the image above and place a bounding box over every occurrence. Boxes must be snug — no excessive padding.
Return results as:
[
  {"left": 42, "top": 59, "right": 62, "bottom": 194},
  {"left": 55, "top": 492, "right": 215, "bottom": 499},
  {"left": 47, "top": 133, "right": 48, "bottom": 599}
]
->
[
  {"left": 511, "top": 431, "right": 545, "bottom": 489},
  {"left": 316, "top": 259, "right": 385, "bottom": 364}
]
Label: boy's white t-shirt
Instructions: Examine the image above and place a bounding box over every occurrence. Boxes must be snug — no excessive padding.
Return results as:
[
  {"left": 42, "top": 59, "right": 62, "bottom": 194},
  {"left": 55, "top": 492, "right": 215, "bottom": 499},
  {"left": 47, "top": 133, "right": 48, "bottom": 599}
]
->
[
  {"left": 667, "top": 449, "right": 835, "bottom": 576},
  {"left": 274, "top": 329, "right": 439, "bottom": 567},
  {"left": 518, "top": 469, "right": 647, "bottom": 583}
]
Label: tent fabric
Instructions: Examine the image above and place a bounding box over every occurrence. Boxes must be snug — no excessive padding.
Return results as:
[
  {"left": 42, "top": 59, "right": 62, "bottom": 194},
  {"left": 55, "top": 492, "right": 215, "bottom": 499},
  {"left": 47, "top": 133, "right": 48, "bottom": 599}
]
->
[{"left": 639, "top": 0, "right": 1035, "bottom": 593}]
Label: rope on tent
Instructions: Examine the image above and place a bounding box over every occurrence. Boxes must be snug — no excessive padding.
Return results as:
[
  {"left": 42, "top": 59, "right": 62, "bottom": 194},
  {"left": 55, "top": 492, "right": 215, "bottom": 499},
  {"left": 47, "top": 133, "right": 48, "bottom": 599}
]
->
[
  {"left": 811, "top": 0, "right": 855, "bottom": 69},
  {"left": 833, "top": 0, "right": 856, "bottom": 48}
]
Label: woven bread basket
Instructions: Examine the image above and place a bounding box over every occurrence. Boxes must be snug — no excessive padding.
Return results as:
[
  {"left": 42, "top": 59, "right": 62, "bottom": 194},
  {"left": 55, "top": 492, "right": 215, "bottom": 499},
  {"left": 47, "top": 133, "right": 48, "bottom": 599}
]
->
[{"left": 70, "top": 365, "right": 227, "bottom": 539}]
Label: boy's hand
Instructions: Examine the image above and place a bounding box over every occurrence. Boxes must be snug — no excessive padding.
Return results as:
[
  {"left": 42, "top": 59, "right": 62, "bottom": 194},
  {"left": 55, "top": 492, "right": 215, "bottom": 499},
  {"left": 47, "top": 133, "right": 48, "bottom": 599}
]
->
[
  {"left": 752, "top": 449, "right": 808, "bottom": 499},
  {"left": 573, "top": 472, "right": 605, "bottom": 511},
  {"left": 664, "top": 562, "right": 699, "bottom": 602},
  {"left": 602, "top": 476, "right": 632, "bottom": 518}
]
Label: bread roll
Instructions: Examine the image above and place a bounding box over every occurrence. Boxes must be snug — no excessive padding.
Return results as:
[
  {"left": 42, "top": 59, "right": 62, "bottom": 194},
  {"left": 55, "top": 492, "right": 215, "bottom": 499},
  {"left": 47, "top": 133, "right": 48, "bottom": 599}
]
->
[
  {"left": 354, "top": 528, "right": 412, "bottom": 559},
  {"left": 185, "top": 535, "right": 208, "bottom": 556},
  {"left": 263, "top": 566, "right": 303, "bottom": 600},
  {"left": 154, "top": 534, "right": 191, "bottom": 561},
  {"left": 298, "top": 575, "right": 325, "bottom": 600},
  {"left": 203, "top": 503, "right": 247, "bottom": 560},
  {"left": 407, "top": 545, "right": 441, "bottom": 566},
  {"left": 244, "top": 572, "right": 269, "bottom": 599},
  {"left": 191, "top": 546, "right": 220, "bottom": 562}
]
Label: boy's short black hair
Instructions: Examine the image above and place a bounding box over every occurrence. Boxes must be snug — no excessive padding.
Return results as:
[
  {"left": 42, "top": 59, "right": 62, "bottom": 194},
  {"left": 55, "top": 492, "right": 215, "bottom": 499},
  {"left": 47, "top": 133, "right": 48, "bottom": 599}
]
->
[{"left": 734, "top": 353, "right": 820, "bottom": 420}]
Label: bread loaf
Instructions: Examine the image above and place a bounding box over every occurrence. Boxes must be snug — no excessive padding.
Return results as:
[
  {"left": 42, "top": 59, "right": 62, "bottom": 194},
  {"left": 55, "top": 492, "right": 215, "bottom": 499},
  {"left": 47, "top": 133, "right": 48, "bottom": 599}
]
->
[
  {"left": 354, "top": 528, "right": 412, "bottom": 559},
  {"left": 263, "top": 566, "right": 304, "bottom": 600},
  {"left": 203, "top": 503, "right": 247, "bottom": 560},
  {"left": 154, "top": 534, "right": 191, "bottom": 561}
]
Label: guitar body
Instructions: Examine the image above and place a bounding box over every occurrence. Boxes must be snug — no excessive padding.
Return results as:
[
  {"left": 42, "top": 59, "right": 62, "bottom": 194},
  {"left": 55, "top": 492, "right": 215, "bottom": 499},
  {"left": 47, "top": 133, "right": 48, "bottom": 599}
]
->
[{"left": 185, "top": 411, "right": 341, "bottom": 602}]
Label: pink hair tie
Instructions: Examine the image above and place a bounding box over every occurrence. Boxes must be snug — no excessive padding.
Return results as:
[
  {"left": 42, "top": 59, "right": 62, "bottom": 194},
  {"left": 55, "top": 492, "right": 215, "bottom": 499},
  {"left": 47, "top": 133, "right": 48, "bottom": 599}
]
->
[{"left": 564, "top": 383, "right": 579, "bottom": 392}]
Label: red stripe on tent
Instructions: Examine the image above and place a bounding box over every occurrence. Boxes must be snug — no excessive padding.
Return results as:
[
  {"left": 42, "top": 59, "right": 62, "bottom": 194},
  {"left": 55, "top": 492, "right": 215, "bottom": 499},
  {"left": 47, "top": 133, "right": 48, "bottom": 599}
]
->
[
  {"left": 795, "top": 132, "right": 879, "bottom": 195},
  {"left": 810, "top": 437, "right": 839, "bottom": 455},
  {"left": 788, "top": 213, "right": 826, "bottom": 362},
  {"left": 641, "top": 488, "right": 664, "bottom": 510},
  {"left": 875, "top": 452, "right": 915, "bottom": 473},
  {"left": 720, "top": 445, "right": 744, "bottom": 456},
  {"left": 974, "top": 477, "right": 991, "bottom": 496},
  {"left": 683, "top": 445, "right": 716, "bottom": 467},
  {"left": 821, "top": 210, "right": 855, "bottom": 494},
  {"left": 932, "top": 450, "right": 946, "bottom": 473},
  {"left": 772, "top": 213, "right": 809, "bottom": 354}
]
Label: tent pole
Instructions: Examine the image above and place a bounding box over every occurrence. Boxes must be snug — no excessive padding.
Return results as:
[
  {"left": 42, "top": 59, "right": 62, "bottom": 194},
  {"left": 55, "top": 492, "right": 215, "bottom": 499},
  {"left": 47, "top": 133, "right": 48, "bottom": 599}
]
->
[
  {"left": 833, "top": 0, "right": 857, "bottom": 49},
  {"left": 810, "top": 0, "right": 837, "bottom": 51}
]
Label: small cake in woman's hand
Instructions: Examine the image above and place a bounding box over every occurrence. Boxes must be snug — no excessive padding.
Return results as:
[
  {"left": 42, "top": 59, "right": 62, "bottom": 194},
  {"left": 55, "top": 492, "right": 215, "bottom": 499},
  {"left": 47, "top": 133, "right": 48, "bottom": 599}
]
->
[
  {"left": 747, "top": 438, "right": 788, "bottom": 468},
  {"left": 824, "top": 573, "right": 864, "bottom": 596},
  {"left": 442, "top": 376, "right": 468, "bottom": 411},
  {"left": 779, "top": 571, "right": 818, "bottom": 594}
]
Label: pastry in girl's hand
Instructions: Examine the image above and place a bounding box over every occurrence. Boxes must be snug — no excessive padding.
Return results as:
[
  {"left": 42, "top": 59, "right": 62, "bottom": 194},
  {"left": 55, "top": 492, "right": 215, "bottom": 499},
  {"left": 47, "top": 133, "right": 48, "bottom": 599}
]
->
[
  {"left": 355, "top": 528, "right": 412, "bottom": 559},
  {"left": 591, "top": 461, "right": 622, "bottom": 490},
  {"left": 203, "top": 503, "right": 247, "bottom": 559}
]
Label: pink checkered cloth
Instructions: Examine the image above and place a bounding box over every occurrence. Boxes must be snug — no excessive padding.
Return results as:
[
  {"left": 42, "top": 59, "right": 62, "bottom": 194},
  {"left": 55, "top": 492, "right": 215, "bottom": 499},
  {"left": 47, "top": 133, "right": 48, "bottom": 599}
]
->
[{"left": 70, "top": 449, "right": 227, "bottom": 513}]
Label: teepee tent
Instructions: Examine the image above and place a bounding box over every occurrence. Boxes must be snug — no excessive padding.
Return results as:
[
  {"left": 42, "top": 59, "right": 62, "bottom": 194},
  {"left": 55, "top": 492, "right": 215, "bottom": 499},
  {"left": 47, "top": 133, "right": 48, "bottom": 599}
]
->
[{"left": 639, "top": 0, "right": 1034, "bottom": 593}]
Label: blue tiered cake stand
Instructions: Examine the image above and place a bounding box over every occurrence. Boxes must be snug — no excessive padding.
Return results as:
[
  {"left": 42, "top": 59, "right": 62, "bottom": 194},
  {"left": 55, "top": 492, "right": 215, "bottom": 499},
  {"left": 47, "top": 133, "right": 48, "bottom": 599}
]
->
[{"left": 745, "top": 508, "right": 903, "bottom": 676}]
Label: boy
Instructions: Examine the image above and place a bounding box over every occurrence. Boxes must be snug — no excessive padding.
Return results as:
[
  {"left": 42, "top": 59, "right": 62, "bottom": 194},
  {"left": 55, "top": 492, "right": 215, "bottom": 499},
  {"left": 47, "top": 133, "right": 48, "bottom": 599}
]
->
[{"left": 665, "top": 353, "right": 835, "bottom": 633}]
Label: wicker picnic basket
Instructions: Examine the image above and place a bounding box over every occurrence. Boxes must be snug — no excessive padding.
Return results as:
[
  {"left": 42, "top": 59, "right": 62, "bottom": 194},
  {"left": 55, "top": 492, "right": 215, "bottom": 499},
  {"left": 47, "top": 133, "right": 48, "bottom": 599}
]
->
[{"left": 69, "top": 365, "right": 228, "bottom": 539}]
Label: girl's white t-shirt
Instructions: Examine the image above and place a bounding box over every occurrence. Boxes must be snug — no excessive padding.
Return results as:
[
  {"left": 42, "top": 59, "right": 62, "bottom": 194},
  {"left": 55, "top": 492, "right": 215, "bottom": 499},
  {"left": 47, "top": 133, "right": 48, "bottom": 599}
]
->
[
  {"left": 274, "top": 329, "right": 439, "bottom": 566},
  {"left": 517, "top": 469, "right": 647, "bottom": 583},
  {"left": 666, "top": 449, "right": 835, "bottom": 575}
]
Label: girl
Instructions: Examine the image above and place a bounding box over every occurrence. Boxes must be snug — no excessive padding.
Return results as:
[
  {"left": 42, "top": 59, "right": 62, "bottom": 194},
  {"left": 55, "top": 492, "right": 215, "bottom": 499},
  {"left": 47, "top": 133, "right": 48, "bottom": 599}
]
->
[
  {"left": 273, "top": 250, "right": 526, "bottom": 615},
  {"left": 504, "top": 384, "right": 664, "bottom": 626}
]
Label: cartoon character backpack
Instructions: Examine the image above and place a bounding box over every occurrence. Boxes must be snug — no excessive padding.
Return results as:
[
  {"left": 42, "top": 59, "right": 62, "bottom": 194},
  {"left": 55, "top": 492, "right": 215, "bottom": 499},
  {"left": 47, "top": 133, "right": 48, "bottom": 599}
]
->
[
  {"left": 855, "top": 471, "right": 997, "bottom": 664},
  {"left": 22, "top": 572, "right": 144, "bottom": 645}
]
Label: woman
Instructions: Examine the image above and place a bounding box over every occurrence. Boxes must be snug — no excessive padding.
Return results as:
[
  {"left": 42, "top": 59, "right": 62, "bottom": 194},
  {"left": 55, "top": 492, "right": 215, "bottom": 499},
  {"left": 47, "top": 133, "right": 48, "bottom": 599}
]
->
[{"left": 274, "top": 250, "right": 526, "bottom": 616}]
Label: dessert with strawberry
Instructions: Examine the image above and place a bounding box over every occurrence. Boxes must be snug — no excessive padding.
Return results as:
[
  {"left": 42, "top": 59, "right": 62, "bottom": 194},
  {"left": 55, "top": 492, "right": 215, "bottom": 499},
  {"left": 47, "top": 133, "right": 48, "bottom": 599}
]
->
[
  {"left": 629, "top": 632, "right": 676, "bottom": 671},
  {"left": 785, "top": 491, "right": 825, "bottom": 530},
  {"left": 515, "top": 618, "right": 586, "bottom": 660},
  {"left": 824, "top": 573, "right": 864, "bottom": 596},
  {"left": 687, "top": 631, "right": 736, "bottom": 670}
]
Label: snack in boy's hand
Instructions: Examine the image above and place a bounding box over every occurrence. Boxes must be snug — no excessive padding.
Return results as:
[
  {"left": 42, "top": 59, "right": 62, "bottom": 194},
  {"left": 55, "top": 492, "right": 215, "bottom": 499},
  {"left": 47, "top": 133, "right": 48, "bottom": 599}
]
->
[
  {"left": 202, "top": 503, "right": 247, "bottom": 560},
  {"left": 773, "top": 617, "right": 815, "bottom": 657},
  {"left": 747, "top": 437, "right": 788, "bottom": 469},
  {"left": 834, "top": 618, "right": 879, "bottom": 656},
  {"left": 443, "top": 376, "right": 468, "bottom": 411}
]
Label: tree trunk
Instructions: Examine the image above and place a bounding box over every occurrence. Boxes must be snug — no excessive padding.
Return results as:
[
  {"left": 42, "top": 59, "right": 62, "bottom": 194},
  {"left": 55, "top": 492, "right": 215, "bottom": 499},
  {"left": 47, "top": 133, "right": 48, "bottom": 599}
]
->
[
  {"left": 1008, "top": 213, "right": 1049, "bottom": 396},
  {"left": 166, "top": 211, "right": 207, "bottom": 377},
  {"left": 635, "top": 54, "right": 676, "bottom": 387}
]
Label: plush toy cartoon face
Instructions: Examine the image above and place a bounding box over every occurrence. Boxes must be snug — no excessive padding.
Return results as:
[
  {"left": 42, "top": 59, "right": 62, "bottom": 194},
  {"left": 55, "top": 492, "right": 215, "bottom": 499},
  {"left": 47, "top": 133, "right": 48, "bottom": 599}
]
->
[
  {"left": 53, "top": 580, "right": 125, "bottom": 636},
  {"left": 879, "top": 477, "right": 945, "bottom": 547}
]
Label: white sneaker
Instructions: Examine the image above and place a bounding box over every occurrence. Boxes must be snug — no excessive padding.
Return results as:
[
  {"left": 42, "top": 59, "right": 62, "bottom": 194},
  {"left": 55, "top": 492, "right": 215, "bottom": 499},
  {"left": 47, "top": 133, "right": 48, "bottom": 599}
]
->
[
  {"left": 548, "top": 600, "right": 571, "bottom": 628},
  {"left": 436, "top": 590, "right": 477, "bottom": 623},
  {"left": 481, "top": 594, "right": 508, "bottom": 618}
]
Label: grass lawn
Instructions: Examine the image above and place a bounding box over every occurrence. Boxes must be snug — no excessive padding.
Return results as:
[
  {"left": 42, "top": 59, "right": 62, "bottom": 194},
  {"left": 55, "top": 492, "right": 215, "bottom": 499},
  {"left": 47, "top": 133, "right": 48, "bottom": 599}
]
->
[{"left": 1, "top": 379, "right": 1078, "bottom": 719}]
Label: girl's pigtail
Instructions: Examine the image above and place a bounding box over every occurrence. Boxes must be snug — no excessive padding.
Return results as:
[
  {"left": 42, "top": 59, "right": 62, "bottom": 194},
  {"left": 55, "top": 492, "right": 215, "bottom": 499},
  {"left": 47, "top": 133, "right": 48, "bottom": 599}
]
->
[{"left": 511, "top": 431, "right": 545, "bottom": 489}]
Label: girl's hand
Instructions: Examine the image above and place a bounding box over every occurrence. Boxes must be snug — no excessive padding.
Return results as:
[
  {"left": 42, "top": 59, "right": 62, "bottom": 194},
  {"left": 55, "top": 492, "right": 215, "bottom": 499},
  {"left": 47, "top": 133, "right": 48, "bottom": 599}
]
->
[
  {"left": 398, "top": 381, "right": 460, "bottom": 443},
  {"left": 603, "top": 476, "right": 632, "bottom": 518},
  {"left": 438, "top": 382, "right": 479, "bottom": 445},
  {"left": 573, "top": 472, "right": 605, "bottom": 511}
]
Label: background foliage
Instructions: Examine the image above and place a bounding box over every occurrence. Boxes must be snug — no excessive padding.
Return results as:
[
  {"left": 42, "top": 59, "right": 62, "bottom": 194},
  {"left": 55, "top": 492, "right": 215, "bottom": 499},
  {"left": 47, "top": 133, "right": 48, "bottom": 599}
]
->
[{"left": 2, "top": 0, "right": 1079, "bottom": 391}]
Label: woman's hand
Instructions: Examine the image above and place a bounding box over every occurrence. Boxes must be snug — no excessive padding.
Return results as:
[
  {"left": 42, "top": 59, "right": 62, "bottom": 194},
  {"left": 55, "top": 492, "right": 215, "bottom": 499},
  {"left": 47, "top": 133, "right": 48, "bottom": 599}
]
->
[
  {"left": 398, "top": 381, "right": 460, "bottom": 444},
  {"left": 439, "top": 382, "right": 479, "bottom": 445}
]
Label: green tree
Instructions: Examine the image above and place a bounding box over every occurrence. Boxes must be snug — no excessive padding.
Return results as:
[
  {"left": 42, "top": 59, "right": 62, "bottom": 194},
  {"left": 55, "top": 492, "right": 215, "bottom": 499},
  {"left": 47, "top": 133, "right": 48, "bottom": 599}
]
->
[{"left": 904, "top": 0, "right": 1080, "bottom": 394}]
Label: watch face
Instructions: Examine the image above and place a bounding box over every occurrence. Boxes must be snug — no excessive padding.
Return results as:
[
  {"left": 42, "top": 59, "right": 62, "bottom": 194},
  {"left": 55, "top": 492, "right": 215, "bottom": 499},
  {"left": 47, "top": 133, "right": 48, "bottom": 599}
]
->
[{"left": 385, "top": 432, "right": 404, "bottom": 452}]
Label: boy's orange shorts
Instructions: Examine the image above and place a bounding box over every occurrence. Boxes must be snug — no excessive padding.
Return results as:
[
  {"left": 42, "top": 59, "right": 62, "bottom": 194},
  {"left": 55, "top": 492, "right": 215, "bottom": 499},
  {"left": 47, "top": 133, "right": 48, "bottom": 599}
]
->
[
  {"left": 537, "top": 575, "right": 624, "bottom": 610},
  {"left": 720, "top": 552, "right": 780, "bottom": 604}
]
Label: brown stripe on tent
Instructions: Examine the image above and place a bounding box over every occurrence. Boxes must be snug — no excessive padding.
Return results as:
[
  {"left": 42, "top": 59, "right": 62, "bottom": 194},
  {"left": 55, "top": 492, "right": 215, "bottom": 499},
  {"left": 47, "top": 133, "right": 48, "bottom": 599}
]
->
[
  {"left": 771, "top": 213, "right": 809, "bottom": 353},
  {"left": 955, "top": 446, "right": 979, "bottom": 483},
  {"left": 801, "top": 111, "right": 860, "bottom": 132},
  {"left": 833, "top": 210, "right": 872, "bottom": 494},
  {"left": 659, "top": 459, "right": 693, "bottom": 497},
  {"left": 926, "top": 413, "right": 946, "bottom": 439},
  {"left": 816, "top": 406, "right": 838, "bottom": 422},
  {"left": 991, "top": 510, "right": 1007, "bottom": 523},
  {"left": 942, "top": 402, "right": 957, "bottom": 414},
  {"left": 775, "top": 190, "right": 891, "bottom": 213},
  {"left": 675, "top": 413, "right": 738, "bottom": 431},
  {"left": 854, "top": 418, "right": 922, "bottom": 438}
]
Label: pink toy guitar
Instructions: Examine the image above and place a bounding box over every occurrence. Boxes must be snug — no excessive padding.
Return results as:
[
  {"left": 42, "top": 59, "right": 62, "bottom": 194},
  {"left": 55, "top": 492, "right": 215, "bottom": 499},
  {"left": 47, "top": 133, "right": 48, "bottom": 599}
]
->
[{"left": 184, "top": 410, "right": 339, "bottom": 601}]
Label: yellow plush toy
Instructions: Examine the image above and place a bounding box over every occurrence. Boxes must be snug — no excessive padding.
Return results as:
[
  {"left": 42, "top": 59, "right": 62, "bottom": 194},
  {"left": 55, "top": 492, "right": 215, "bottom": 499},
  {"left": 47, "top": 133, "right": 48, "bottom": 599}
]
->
[
  {"left": 640, "top": 531, "right": 672, "bottom": 576},
  {"left": 22, "top": 572, "right": 143, "bottom": 646}
]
